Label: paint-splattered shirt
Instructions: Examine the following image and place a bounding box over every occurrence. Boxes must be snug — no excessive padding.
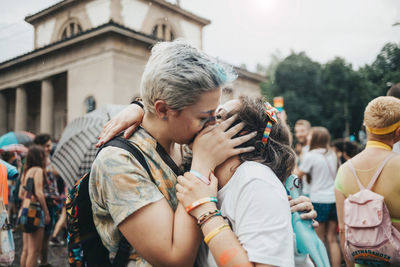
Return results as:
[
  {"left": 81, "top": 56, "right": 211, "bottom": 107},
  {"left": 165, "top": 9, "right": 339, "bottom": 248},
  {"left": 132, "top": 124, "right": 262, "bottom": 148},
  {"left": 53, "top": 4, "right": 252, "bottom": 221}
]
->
[{"left": 89, "top": 128, "right": 180, "bottom": 266}]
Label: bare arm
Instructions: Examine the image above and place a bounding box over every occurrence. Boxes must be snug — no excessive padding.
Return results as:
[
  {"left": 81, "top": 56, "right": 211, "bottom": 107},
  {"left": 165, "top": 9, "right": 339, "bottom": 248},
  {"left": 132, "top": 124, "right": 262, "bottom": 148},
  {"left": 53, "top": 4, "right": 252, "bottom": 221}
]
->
[
  {"left": 335, "top": 188, "right": 354, "bottom": 267},
  {"left": 119, "top": 200, "right": 201, "bottom": 267},
  {"left": 33, "top": 168, "right": 50, "bottom": 223},
  {"left": 177, "top": 173, "right": 275, "bottom": 267}
]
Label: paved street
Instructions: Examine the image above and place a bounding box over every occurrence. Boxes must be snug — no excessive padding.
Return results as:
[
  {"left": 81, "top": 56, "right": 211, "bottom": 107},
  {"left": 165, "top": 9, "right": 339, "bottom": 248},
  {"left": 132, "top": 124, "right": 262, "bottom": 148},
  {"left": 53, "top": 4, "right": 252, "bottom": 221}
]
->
[{"left": 12, "top": 229, "right": 68, "bottom": 267}]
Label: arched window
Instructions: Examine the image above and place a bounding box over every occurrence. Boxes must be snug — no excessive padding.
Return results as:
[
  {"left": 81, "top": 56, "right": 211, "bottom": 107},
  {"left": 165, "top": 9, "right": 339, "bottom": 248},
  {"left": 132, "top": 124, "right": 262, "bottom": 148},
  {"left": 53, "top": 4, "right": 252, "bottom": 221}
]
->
[
  {"left": 84, "top": 96, "right": 96, "bottom": 113},
  {"left": 60, "top": 21, "right": 83, "bottom": 40},
  {"left": 152, "top": 23, "right": 174, "bottom": 41}
]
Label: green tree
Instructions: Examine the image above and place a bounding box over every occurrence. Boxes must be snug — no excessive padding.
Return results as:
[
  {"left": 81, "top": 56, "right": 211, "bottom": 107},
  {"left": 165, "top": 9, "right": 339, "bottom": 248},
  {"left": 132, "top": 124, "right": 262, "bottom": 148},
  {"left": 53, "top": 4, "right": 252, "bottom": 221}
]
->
[
  {"left": 363, "top": 42, "right": 400, "bottom": 95},
  {"left": 273, "top": 52, "right": 323, "bottom": 129}
]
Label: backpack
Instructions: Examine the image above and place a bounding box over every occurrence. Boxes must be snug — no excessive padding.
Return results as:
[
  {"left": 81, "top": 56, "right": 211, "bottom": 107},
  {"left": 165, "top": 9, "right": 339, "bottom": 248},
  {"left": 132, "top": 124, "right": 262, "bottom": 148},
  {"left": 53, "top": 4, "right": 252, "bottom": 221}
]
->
[
  {"left": 66, "top": 136, "right": 152, "bottom": 267},
  {"left": 344, "top": 154, "right": 400, "bottom": 266}
]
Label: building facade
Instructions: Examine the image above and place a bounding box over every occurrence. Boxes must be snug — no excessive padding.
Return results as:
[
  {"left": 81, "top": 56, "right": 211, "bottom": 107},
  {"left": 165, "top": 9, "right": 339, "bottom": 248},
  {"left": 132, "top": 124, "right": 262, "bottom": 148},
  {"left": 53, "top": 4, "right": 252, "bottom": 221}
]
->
[{"left": 0, "top": 0, "right": 266, "bottom": 140}]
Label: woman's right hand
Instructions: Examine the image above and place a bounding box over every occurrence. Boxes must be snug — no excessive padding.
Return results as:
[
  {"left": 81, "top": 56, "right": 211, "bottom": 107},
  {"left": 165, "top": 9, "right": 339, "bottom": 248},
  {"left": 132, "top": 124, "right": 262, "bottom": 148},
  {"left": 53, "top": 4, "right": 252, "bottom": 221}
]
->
[
  {"left": 96, "top": 103, "right": 145, "bottom": 147},
  {"left": 176, "top": 172, "right": 218, "bottom": 218},
  {"left": 190, "top": 114, "right": 256, "bottom": 176},
  {"left": 44, "top": 213, "right": 50, "bottom": 225}
]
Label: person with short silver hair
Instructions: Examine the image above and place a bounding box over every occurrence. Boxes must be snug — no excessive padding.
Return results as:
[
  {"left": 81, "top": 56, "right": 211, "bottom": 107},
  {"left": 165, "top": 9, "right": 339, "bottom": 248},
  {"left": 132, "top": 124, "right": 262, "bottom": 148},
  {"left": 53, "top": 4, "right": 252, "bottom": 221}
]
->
[{"left": 90, "top": 40, "right": 254, "bottom": 266}]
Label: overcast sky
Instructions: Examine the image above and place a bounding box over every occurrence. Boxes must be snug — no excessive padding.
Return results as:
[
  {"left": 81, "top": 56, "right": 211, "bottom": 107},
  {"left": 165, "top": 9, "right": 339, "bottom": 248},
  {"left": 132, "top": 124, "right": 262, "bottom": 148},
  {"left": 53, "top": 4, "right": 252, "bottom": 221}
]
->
[{"left": 0, "top": 0, "right": 399, "bottom": 71}]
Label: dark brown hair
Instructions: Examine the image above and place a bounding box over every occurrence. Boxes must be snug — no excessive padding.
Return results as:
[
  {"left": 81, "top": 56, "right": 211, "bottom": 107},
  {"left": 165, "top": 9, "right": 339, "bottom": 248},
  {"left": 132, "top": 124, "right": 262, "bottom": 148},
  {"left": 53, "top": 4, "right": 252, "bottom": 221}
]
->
[
  {"left": 232, "top": 96, "right": 296, "bottom": 182},
  {"left": 309, "top": 126, "right": 330, "bottom": 151},
  {"left": 23, "top": 145, "right": 47, "bottom": 184}
]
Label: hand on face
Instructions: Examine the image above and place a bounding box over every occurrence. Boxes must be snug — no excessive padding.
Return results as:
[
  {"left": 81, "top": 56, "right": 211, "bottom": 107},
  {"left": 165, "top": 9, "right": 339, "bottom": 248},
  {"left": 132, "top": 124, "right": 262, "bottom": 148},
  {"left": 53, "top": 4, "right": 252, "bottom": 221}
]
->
[
  {"left": 190, "top": 114, "right": 256, "bottom": 176},
  {"left": 96, "top": 104, "right": 145, "bottom": 147},
  {"left": 176, "top": 172, "right": 218, "bottom": 218}
]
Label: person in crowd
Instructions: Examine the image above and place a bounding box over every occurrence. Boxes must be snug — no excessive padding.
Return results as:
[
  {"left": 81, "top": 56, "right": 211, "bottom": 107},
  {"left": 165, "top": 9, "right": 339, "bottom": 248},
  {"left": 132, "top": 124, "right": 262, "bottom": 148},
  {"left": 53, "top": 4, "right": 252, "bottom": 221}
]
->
[
  {"left": 0, "top": 161, "right": 8, "bottom": 207},
  {"left": 177, "top": 96, "right": 315, "bottom": 266},
  {"left": 332, "top": 139, "right": 360, "bottom": 165},
  {"left": 33, "top": 134, "right": 59, "bottom": 267},
  {"left": 90, "top": 40, "right": 257, "bottom": 266},
  {"left": 294, "top": 119, "right": 311, "bottom": 157},
  {"left": 294, "top": 119, "right": 312, "bottom": 196},
  {"left": 335, "top": 96, "right": 400, "bottom": 267},
  {"left": 295, "top": 126, "right": 341, "bottom": 267},
  {"left": 387, "top": 83, "right": 400, "bottom": 154},
  {"left": 49, "top": 174, "right": 67, "bottom": 246},
  {"left": 91, "top": 40, "right": 316, "bottom": 266},
  {"left": 1, "top": 151, "right": 21, "bottom": 223},
  {"left": 19, "top": 145, "right": 50, "bottom": 267}
]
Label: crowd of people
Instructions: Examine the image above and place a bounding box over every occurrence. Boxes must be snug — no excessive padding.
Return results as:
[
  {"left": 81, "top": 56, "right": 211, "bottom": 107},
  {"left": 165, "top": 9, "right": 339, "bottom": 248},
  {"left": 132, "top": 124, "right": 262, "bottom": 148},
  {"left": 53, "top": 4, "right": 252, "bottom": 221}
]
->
[
  {"left": 0, "top": 39, "right": 399, "bottom": 267},
  {"left": 0, "top": 134, "right": 67, "bottom": 267}
]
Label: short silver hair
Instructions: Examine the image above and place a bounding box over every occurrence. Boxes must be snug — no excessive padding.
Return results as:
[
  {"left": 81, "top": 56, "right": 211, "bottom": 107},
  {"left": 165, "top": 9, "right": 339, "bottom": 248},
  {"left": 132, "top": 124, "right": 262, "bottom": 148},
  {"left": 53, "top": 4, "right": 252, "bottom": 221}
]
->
[{"left": 140, "top": 39, "right": 237, "bottom": 113}]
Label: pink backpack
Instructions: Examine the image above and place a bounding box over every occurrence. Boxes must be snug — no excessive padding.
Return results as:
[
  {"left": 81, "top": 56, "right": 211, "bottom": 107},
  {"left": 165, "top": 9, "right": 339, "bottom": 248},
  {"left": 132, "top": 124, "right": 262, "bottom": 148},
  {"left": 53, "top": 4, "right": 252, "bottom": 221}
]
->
[{"left": 344, "top": 154, "right": 400, "bottom": 266}]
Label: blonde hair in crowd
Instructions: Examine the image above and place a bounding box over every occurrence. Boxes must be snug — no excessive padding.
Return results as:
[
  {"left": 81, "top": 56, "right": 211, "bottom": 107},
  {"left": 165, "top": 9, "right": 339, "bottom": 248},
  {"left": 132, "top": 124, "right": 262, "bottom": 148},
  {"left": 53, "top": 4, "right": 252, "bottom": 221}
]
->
[{"left": 364, "top": 96, "right": 400, "bottom": 131}]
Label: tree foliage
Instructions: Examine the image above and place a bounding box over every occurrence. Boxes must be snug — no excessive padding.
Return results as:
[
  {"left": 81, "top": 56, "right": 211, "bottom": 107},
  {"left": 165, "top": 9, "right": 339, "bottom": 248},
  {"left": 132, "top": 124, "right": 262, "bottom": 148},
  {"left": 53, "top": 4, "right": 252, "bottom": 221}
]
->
[{"left": 259, "top": 42, "right": 400, "bottom": 140}]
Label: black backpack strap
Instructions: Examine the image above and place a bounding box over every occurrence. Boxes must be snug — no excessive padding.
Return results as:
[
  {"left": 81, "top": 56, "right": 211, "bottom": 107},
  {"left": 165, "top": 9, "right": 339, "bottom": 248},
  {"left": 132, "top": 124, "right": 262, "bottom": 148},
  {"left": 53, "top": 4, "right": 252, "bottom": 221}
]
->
[{"left": 98, "top": 136, "right": 152, "bottom": 266}]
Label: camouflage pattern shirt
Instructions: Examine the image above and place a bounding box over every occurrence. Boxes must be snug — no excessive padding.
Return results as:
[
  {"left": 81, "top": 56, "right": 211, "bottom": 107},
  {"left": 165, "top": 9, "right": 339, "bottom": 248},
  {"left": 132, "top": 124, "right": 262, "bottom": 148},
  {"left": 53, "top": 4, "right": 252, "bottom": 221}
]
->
[{"left": 89, "top": 128, "right": 180, "bottom": 266}]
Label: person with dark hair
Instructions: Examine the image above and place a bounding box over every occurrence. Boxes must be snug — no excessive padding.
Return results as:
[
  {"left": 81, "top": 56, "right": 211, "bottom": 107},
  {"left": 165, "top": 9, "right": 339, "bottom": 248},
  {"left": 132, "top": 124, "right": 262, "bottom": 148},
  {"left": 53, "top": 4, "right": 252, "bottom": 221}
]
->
[
  {"left": 33, "top": 134, "right": 58, "bottom": 267},
  {"left": 332, "top": 139, "right": 360, "bottom": 164},
  {"left": 18, "top": 145, "right": 50, "bottom": 267},
  {"left": 176, "top": 96, "right": 314, "bottom": 266},
  {"left": 295, "top": 126, "right": 341, "bottom": 267}
]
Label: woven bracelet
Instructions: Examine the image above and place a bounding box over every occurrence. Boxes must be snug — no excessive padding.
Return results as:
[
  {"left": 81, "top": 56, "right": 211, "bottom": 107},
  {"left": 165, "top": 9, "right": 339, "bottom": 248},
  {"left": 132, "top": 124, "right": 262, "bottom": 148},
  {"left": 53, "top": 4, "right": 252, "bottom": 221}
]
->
[{"left": 197, "top": 209, "right": 221, "bottom": 227}]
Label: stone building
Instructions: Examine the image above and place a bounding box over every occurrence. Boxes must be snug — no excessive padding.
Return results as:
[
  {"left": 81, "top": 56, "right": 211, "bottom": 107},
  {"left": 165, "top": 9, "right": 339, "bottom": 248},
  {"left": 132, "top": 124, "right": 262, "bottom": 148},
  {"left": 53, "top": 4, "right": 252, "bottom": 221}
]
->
[{"left": 0, "top": 0, "right": 266, "bottom": 140}]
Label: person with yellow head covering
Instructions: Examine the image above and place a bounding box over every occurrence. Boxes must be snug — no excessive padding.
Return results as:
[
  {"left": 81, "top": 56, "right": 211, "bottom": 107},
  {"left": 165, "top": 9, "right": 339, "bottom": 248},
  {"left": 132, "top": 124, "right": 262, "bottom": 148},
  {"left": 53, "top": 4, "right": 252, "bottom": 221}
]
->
[{"left": 335, "top": 96, "right": 400, "bottom": 267}]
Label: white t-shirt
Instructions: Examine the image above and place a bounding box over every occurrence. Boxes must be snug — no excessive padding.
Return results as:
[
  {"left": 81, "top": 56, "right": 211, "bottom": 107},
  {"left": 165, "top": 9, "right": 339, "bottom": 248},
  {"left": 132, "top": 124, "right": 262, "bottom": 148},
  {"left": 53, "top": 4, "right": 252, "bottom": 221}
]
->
[
  {"left": 299, "top": 145, "right": 311, "bottom": 196},
  {"left": 299, "top": 148, "right": 337, "bottom": 203},
  {"left": 204, "top": 161, "right": 294, "bottom": 267},
  {"left": 393, "top": 142, "right": 400, "bottom": 154}
]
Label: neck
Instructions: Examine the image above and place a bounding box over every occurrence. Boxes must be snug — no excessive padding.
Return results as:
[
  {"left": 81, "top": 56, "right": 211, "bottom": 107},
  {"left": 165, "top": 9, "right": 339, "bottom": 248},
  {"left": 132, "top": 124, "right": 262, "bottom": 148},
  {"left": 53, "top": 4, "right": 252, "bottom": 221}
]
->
[
  {"left": 366, "top": 139, "right": 393, "bottom": 151},
  {"left": 142, "top": 113, "right": 175, "bottom": 154},
  {"left": 214, "top": 156, "right": 242, "bottom": 190}
]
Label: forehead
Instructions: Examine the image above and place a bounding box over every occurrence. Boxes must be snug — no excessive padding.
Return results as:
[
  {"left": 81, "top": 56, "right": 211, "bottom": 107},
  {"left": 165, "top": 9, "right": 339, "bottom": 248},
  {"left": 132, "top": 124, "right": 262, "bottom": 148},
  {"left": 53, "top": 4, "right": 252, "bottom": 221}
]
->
[{"left": 186, "top": 88, "right": 221, "bottom": 114}]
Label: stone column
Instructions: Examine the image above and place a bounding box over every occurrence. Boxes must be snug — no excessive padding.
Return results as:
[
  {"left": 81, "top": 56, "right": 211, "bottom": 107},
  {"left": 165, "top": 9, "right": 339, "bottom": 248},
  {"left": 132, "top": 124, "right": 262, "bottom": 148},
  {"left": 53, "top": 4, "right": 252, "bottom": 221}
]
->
[
  {"left": 40, "top": 79, "right": 54, "bottom": 134},
  {"left": 0, "top": 92, "right": 6, "bottom": 134},
  {"left": 15, "top": 87, "right": 27, "bottom": 131}
]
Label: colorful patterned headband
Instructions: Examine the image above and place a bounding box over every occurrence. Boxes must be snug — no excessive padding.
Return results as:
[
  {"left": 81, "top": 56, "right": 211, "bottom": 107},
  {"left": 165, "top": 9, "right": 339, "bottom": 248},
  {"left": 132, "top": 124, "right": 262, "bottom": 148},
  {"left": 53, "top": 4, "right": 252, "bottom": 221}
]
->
[{"left": 261, "top": 102, "right": 278, "bottom": 145}]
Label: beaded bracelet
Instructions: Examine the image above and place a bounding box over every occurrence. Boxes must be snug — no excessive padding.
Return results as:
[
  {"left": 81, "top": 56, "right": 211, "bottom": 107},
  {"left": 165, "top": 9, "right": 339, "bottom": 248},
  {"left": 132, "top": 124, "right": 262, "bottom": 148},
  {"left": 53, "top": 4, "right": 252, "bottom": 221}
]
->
[
  {"left": 185, "top": 197, "right": 217, "bottom": 213},
  {"left": 197, "top": 209, "right": 221, "bottom": 227},
  {"left": 204, "top": 223, "right": 230, "bottom": 245},
  {"left": 190, "top": 170, "right": 210, "bottom": 185}
]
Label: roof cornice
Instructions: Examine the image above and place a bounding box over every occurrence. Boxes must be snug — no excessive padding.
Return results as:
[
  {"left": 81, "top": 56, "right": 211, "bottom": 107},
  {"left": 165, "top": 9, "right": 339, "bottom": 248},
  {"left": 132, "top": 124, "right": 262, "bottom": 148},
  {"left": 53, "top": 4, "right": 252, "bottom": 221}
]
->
[
  {"left": 151, "top": 0, "right": 210, "bottom": 25},
  {"left": 25, "top": 0, "right": 210, "bottom": 26},
  {"left": 234, "top": 67, "right": 268, "bottom": 83},
  {"left": 0, "top": 22, "right": 157, "bottom": 71},
  {"left": 25, "top": 0, "right": 76, "bottom": 24}
]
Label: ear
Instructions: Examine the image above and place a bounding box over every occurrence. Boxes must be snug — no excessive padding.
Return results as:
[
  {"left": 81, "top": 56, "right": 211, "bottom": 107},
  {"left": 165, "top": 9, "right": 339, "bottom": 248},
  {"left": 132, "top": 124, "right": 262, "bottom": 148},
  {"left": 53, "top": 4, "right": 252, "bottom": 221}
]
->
[{"left": 154, "top": 100, "right": 169, "bottom": 120}]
